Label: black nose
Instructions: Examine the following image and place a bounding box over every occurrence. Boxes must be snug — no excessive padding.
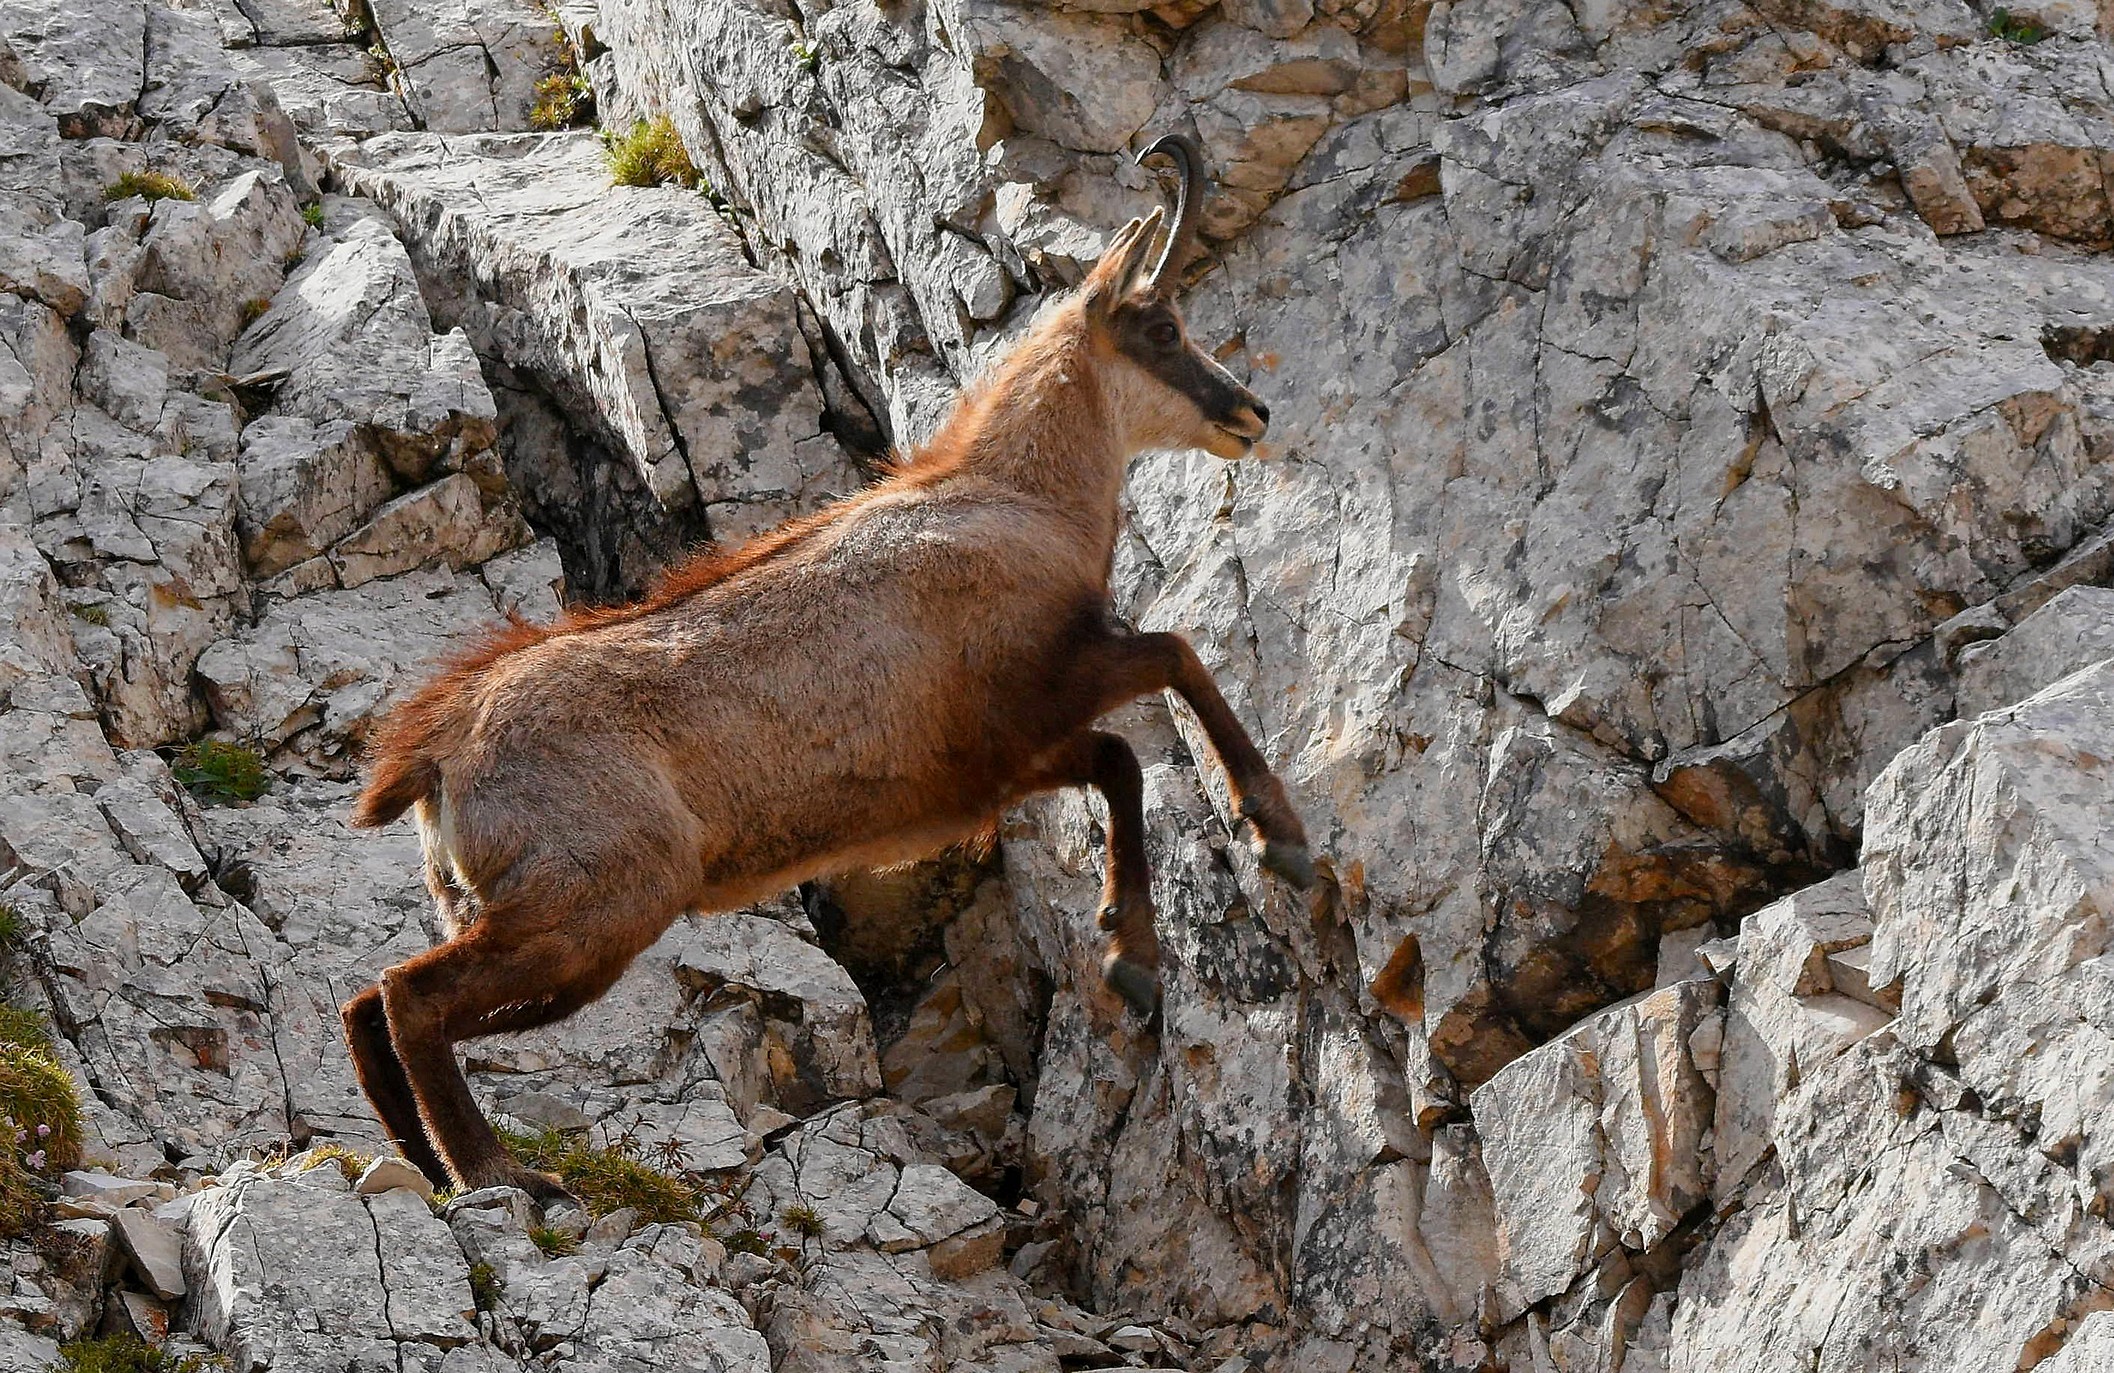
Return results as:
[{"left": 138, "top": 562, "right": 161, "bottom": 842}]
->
[{"left": 1252, "top": 399, "right": 1270, "bottom": 425}]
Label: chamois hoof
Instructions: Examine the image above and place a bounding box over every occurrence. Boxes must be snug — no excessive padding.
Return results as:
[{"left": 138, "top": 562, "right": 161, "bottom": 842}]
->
[
  {"left": 507, "top": 1166, "right": 578, "bottom": 1206},
  {"left": 1258, "top": 837, "right": 1316, "bottom": 890},
  {"left": 1101, "top": 956, "right": 1161, "bottom": 1018}
]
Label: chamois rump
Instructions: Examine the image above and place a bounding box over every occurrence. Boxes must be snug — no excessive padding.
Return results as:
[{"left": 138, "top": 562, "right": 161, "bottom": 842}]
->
[{"left": 341, "top": 135, "right": 1313, "bottom": 1199}]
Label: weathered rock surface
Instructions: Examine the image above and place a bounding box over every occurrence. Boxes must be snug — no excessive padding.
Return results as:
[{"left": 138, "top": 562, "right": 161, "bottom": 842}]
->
[{"left": 328, "top": 129, "right": 856, "bottom": 543}]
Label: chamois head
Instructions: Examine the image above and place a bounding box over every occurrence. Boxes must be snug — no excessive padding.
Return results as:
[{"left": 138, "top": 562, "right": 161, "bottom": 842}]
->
[{"left": 1082, "top": 135, "right": 1270, "bottom": 461}]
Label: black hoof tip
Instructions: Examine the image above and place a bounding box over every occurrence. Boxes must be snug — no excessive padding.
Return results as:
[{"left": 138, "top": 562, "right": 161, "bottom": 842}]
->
[
  {"left": 1102, "top": 958, "right": 1161, "bottom": 1017},
  {"left": 1258, "top": 838, "right": 1315, "bottom": 890}
]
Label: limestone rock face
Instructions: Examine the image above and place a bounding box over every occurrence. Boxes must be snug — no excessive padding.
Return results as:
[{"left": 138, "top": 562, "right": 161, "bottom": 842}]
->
[
  {"left": 4, "top": 0, "right": 2114, "bottom": 1366},
  {"left": 1665, "top": 663, "right": 2114, "bottom": 1372},
  {"left": 1476, "top": 976, "right": 1721, "bottom": 1316},
  {"left": 328, "top": 130, "right": 856, "bottom": 540}
]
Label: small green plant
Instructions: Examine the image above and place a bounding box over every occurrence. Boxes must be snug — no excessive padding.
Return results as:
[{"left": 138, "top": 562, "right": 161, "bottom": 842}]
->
[
  {"left": 780, "top": 1201, "right": 825, "bottom": 1240},
  {"left": 301, "top": 202, "right": 325, "bottom": 228},
  {"left": 102, "top": 171, "right": 197, "bottom": 204},
  {"left": 467, "top": 1260, "right": 503, "bottom": 1312},
  {"left": 341, "top": 0, "right": 399, "bottom": 76},
  {"left": 529, "top": 2, "right": 597, "bottom": 130},
  {"left": 1986, "top": 6, "right": 2050, "bottom": 40},
  {"left": 70, "top": 604, "right": 109, "bottom": 628},
  {"left": 602, "top": 117, "right": 700, "bottom": 190},
  {"left": 56, "top": 1334, "right": 219, "bottom": 1373},
  {"left": 171, "top": 740, "right": 269, "bottom": 804},
  {"left": 528, "top": 1223, "right": 581, "bottom": 1257},
  {"left": 722, "top": 1226, "right": 771, "bottom": 1256},
  {"left": 239, "top": 298, "right": 271, "bottom": 328},
  {"left": 0, "top": 908, "right": 25, "bottom": 951},
  {"left": 498, "top": 1127, "right": 703, "bottom": 1222},
  {"left": 787, "top": 35, "right": 820, "bottom": 74}
]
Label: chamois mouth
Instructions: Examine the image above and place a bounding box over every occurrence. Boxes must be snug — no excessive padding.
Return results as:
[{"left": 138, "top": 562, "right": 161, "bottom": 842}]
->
[
  {"left": 1217, "top": 403, "right": 1268, "bottom": 445},
  {"left": 1202, "top": 421, "right": 1261, "bottom": 460}
]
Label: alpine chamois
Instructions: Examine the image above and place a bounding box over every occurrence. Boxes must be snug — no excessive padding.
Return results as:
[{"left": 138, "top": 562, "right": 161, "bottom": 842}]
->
[{"left": 342, "top": 134, "right": 1311, "bottom": 1198}]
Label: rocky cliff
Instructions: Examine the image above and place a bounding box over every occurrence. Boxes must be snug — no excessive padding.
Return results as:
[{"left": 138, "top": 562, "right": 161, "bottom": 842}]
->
[{"left": 1, "top": 0, "right": 2113, "bottom": 1366}]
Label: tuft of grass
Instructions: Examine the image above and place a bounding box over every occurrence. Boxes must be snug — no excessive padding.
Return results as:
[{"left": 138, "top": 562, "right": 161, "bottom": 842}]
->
[
  {"left": 498, "top": 1127, "right": 702, "bottom": 1222},
  {"left": 56, "top": 1335, "right": 219, "bottom": 1373},
  {"left": 103, "top": 171, "right": 197, "bottom": 204},
  {"left": 294, "top": 1141, "right": 373, "bottom": 1183},
  {"left": 71, "top": 604, "right": 110, "bottom": 627},
  {"left": 467, "top": 1260, "right": 502, "bottom": 1312},
  {"left": 0, "top": 1047, "right": 82, "bottom": 1167},
  {"left": 781, "top": 1201, "right": 825, "bottom": 1240},
  {"left": 0, "top": 1006, "right": 51, "bottom": 1052},
  {"left": 0, "top": 907, "right": 25, "bottom": 951},
  {"left": 302, "top": 202, "right": 324, "bottom": 228},
  {"left": 529, "top": 71, "right": 594, "bottom": 130},
  {"left": 528, "top": 1223, "right": 580, "bottom": 1257},
  {"left": 603, "top": 118, "right": 699, "bottom": 190},
  {"left": 171, "top": 740, "right": 269, "bottom": 804},
  {"left": 239, "top": 298, "right": 271, "bottom": 329},
  {"left": 1986, "top": 6, "right": 2050, "bottom": 40}
]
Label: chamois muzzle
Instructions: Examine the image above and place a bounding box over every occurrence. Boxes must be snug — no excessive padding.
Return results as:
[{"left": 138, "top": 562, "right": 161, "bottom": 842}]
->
[{"left": 1211, "top": 391, "right": 1270, "bottom": 455}]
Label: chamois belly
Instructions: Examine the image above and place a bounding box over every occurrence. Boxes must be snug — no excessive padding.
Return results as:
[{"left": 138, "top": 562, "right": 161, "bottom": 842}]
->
[
  {"left": 673, "top": 657, "right": 1087, "bottom": 898},
  {"left": 684, "top": 695, "right": 1064, "bottom": 891}
]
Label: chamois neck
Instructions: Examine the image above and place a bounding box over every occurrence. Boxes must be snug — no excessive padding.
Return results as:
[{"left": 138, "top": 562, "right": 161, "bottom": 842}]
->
[{"left": 911, "top": 307, "right": 1131, "bottom": 533}]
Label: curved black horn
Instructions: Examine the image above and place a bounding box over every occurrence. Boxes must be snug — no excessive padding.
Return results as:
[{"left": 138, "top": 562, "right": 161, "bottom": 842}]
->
[{"left": 1137, "top": 133, "right": 1204, "bottom": 289}]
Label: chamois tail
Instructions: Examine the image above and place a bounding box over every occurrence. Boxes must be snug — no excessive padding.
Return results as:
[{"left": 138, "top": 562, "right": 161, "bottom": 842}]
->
[
  {"left": 351, "top": 614, "right": 549, "bottom": 830},
  {"left": 350, "top": 750, "right": 437, "bottom": 829}
]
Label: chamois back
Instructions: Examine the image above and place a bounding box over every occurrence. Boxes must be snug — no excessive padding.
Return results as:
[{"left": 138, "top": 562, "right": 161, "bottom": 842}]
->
[{"left": 346, "top": 388, "right": 1010, "bottom": 833}]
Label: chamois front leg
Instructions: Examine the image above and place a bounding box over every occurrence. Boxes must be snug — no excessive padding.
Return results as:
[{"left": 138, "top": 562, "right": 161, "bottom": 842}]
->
[
  {"left": 1078, "top": 630, "right": 1313, "bottom": 889},
  {"left": 1023, "top": 730, "right": 1162, "bottom": 1015}
]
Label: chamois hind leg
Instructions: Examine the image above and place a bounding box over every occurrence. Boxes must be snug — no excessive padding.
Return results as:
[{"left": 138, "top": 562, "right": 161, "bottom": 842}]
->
[
  {"left": 340, "top": 984, "right": 449, "bottom": 1187},
  {"left": 378, "top": 919, "right": 644, "bottom": 1200},
  {"left": 1024, "top": 730, "right": 1161, "bottom": 1016},
  {"left": 1074, "top": 630, "right": 1313, "bottom": 888}
]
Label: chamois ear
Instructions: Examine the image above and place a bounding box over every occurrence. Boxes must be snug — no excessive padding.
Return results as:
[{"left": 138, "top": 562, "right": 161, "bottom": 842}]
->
[{"left": 1081, "top": 208, "right": 1164, "bottom": 318}]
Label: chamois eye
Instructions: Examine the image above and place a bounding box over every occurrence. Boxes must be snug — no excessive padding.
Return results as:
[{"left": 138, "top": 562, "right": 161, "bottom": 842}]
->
[{"left": 1147, "top": 321, "right": 1179, "bottom": 347}]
